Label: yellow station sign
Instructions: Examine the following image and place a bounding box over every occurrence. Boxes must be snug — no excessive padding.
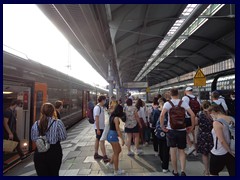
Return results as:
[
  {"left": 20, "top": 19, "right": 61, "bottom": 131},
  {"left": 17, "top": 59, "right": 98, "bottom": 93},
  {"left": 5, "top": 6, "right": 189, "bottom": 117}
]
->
[
  {"left": 146, "top": 87, "right": 150, "bottom": 93},
  {"left": 194, "top": 68, "right": 206, "bottom": 86}
]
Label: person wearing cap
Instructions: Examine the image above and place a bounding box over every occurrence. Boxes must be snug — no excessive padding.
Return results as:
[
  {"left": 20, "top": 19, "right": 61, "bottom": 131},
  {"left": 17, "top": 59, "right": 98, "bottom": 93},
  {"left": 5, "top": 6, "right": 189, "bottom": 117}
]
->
[
  {"left": 211, "top": 91, "right": 228, "bottom": 114},
  {"left": 182, "top": 87, "right": 200, "bottom": 156}
]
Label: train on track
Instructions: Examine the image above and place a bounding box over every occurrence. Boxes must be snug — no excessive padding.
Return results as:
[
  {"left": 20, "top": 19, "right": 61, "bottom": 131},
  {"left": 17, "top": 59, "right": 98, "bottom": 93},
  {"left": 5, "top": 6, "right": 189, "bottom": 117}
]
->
[{"left": 3, "top": 50, "right": 108, "bottom": 170}]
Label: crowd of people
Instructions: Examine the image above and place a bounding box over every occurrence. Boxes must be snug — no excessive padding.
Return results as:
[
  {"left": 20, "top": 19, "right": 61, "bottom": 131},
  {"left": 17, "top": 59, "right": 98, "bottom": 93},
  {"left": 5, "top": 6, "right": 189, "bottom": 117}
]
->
[
  {"left": 3, "top": 87, "right": 235, "bottom": 176},
  {"left": 90, "top": 88, "right": 235, "bottom": 176}
]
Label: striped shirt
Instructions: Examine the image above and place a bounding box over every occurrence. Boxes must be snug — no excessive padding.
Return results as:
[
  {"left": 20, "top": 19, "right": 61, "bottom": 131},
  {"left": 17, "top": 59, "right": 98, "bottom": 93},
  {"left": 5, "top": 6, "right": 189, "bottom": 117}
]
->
[{"left": 31, "top": 118, "right": 67, "bottom": 144}]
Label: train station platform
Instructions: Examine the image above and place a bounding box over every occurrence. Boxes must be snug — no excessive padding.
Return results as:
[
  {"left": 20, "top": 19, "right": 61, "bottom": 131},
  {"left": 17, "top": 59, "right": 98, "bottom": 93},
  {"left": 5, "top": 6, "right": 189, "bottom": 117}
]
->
[{"left": 4, "top": 110, "right": 228, "bottom": 176}]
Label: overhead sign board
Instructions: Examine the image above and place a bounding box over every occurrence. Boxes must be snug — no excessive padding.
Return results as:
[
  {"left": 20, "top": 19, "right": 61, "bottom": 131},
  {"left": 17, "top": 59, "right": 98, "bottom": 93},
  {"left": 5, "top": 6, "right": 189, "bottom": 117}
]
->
[
  {"left": 194, "top": 68, "right": 206, "bottom": 86},
  {"left": 123, "top": 82, "right": 148, "bottom": 89}
]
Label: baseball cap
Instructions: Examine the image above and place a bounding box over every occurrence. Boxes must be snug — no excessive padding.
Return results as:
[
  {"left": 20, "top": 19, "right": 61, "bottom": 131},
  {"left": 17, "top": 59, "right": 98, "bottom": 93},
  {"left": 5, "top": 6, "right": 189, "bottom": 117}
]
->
[{"left": 185, "top": 87, "right": 193, "bottom": 91}]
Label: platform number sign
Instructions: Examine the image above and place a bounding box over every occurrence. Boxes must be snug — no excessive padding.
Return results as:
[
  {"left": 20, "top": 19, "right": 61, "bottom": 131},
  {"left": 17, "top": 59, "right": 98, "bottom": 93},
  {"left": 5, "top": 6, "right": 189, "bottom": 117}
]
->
[{"left": 194, "top": 68, "right": 206, "bottom": 86}]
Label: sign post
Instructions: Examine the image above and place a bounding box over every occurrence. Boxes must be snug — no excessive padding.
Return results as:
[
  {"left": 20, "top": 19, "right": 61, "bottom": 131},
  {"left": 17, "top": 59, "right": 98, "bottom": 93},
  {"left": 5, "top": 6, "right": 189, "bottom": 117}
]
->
[{"left": 194, "top": 68, "right": 206, "bottom": 101}]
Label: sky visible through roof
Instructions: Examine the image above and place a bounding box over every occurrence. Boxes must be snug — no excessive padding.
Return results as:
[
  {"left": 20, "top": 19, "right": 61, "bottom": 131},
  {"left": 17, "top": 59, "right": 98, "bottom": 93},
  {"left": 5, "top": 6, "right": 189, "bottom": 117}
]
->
[{"left": 3, "top": 4, "right": 109, "bottom": 89}]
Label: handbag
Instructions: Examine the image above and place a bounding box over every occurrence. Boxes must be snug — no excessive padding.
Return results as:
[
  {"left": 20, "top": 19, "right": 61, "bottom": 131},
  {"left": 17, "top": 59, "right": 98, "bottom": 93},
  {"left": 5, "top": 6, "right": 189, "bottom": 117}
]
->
[
  {"left": 3, "top": 139, "right": 18, "bottom": 152},
  {"left": 35, "top": 120, "right": 55, "bottom": 153}
]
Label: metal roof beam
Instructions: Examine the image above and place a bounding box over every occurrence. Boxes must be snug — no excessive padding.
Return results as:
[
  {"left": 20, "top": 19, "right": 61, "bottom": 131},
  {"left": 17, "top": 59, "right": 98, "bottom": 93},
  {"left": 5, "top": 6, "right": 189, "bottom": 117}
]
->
[
  {"left": 189, "top": 34, "right": 235, "bottom": 55},
  {"left": 134, "top": 4, "right": 211, "bottom": 81},
  {"left": 177, "top": 48, "right": 215, "bottom": 63}
]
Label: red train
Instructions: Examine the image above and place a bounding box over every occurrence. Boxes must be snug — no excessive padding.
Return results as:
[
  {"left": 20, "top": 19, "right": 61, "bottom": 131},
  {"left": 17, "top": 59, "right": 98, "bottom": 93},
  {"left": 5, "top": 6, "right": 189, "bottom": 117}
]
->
[{"left": 3, "top": 50, "right": 108, "bottom": 171}]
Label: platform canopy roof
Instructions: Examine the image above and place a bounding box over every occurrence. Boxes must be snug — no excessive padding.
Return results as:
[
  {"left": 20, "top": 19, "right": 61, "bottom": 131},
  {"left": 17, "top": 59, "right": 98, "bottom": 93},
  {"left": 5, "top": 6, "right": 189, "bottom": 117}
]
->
[{"left": 37, "top": 4, "right": 235, "bottom": 88}]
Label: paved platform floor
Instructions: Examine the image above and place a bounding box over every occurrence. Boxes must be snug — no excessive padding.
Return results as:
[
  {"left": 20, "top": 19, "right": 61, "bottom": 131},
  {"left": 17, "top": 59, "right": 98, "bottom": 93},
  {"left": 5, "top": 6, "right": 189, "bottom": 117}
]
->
[{"left": 4, "top": 111, "right": 229, "bottom": 176}]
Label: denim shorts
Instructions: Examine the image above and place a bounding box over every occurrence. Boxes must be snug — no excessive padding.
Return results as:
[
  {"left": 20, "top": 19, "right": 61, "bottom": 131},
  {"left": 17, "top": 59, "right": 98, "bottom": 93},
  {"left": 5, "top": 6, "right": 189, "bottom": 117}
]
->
[{"left": 107, "top": 130, "right": 119, "bottom": 143}]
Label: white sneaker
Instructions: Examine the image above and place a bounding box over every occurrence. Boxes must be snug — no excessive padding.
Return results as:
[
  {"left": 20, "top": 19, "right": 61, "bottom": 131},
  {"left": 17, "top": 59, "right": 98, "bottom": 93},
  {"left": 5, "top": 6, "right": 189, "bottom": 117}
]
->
[
  {"left": 193, "top": 151, "right": 198, "bottom": 157},
  {"left": 154, "top": 152, "right": 158, "bottom": 156},
  {"left": 114, "top": 169, "right": 125, "bottom": 175},
  {"left": 185, "top": 146, "right": 195, "bottom": 155},
  {"left": 106, "top": 162, "right": 113, "bottom": 169},
  {"left": 127, "top": 151, "right": 134, "bottom": 156},
  {"left": 162, "top": 169, "right": 170, "bottom": 173},
  {"left": 135, "top": 149, "right": 143, "bottom": 155}
]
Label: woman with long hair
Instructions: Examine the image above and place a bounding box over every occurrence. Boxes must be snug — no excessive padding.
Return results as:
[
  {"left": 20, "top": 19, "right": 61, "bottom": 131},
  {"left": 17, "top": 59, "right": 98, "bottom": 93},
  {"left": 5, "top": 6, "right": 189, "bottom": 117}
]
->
[
  {"left": 208, "top": 105, "right": 235, "bottom": 176},
  {"left": 106, "top": 104, "right": 125, "bottom": 175},
  {"left": 195, "top": 101, "right": 214, "bottom": 176},
  {"left": 124, "top": 98, "right": 142, "bottom": 155},
  {"left": 31, "top": 103, "right": 67, "bottom": 176}
]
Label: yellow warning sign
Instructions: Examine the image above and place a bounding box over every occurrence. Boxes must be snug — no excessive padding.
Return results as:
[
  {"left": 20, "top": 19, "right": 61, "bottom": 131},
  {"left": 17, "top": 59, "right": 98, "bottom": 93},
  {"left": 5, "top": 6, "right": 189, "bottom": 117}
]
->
[
  {"left": 194, "top": 68, "right": 206, "bottom": 86},
  {"left": 146, "top": 87, "right": 150, "bottom": 93},
  {"left": 194, "top": 78, "right": 206, "bottom": 86},
  {"left": 194, "top": 68, "right": 205, "bottom": 78}
]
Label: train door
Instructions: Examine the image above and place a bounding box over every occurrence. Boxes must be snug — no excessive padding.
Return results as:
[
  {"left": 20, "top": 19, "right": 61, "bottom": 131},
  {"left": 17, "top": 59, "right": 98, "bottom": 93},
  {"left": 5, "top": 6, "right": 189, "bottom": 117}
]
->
[{"left": 3, "top": 83, "right": 32, "bottom": 166}]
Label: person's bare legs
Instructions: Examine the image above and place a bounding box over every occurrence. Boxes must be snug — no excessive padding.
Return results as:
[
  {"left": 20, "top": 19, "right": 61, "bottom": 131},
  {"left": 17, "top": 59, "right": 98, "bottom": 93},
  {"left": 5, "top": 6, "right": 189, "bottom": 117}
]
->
[
  {"left": 100, "top": 140, "right": 107, "bottom": 156},
  {"left": 202, "top": 154, "right": 210, "bottom": 175},
  {"left": 111, "top": 142, "right": 121, "bottom": 171},
  {"left": 170, "top": 147, "right": 178, "bottom": 174},
  {"left": 126, "top": 133, "right": 133, "bottom": 152},
  {"left": 179, "top": 149, "right": 186, "bottom": 173},
  {"left": 133, "top": 133, "right": 140, "bottom": 150},
  {"left": 95, "top": 138, "right": 99, "bottom": 154}
]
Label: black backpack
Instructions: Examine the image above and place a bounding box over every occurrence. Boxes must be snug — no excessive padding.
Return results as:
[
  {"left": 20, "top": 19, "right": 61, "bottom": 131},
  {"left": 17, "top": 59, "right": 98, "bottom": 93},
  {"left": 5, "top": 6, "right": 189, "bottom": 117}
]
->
[
  {"left": 211, "top": 101, "right": 226, "bottom": 114},
  {"left": 155, "top": 113, "right": 168, "bottom": 140},
  {"left": 88, "top": 105, "right": 101, "bottom": 124},
  {"left": 150, "top": 108, "right": 160, "bottom": 128}
]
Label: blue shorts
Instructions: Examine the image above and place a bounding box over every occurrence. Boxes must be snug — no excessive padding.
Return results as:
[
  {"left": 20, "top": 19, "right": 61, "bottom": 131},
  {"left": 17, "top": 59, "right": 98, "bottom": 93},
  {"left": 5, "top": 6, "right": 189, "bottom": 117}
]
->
[{"left": 107, "top": 130, "right": 119, "bottom": 143}]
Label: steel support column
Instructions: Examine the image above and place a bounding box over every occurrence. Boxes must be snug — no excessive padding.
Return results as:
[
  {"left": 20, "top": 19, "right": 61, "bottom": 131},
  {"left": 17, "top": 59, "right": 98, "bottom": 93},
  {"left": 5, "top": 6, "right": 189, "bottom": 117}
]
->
[{"left": 108, "top": 63, "right": 114, "bottom": 98}]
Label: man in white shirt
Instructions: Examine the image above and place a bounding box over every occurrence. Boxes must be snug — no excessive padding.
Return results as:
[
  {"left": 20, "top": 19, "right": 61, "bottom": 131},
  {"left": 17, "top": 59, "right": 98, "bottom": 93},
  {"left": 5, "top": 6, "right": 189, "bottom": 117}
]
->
[
  {"left": 94, "top": 95, "right": 110, "bottom": 162},
  {"left": 182, "top": 87, "right": 200, "bottom": 156},
  {"left": 160, "top": 88, "right": 195, "bottom": 176}
]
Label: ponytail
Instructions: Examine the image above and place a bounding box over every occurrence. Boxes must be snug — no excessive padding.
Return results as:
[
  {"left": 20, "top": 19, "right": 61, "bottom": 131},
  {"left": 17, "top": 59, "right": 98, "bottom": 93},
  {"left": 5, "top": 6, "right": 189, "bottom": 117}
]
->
[
  {"left": 39, "top": 114, "right": 49, "bottom": 135},
  {"left": 39, "top": 103, "right": 55, "bottom": 135}
]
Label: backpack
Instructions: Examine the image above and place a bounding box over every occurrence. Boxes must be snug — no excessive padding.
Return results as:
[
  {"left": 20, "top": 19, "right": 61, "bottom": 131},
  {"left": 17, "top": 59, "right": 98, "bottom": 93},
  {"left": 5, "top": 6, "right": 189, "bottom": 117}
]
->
[
  {"left": 87, "top": 105, "right": 101, "bottom": 124},
  {"left": 149, "top": 107, "right": 154, "bottom": 124},
  {"left": 215, "top": 118, "right": 235, "bottom": 153},
  {"left": 169, "top": 100, "right": 186, "bottom": 130},
  {"left": 35, "top": 120, "right": 55, "bottom": 153},
  {"left": 211, "top": 101, "right": 226, "bottom": 114},
  {"left": 151, "top": 108, "right": 160, "bottom": 128},
  {"left": 187, "top": 95, "right": 200, "bottom": 115},
  {"left": 155, "top": 113, "right": 168, "bottom": 140}
]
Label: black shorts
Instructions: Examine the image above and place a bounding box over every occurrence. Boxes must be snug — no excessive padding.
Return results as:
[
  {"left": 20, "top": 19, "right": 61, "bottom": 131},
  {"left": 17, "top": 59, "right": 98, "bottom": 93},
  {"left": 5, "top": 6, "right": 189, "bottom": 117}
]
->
[
  {"left": 210, "top": 153, "right": 235, "bottom": 176},
  {"left": 185, "top": 118, "right": 192, "bottom": 127},
  {"left": 95, "top": 129, "right": 104, "bottom": 140},
  {"left": 125, "top": 124, "right": 139, "bottom": 133},
  {"left": 166, "top": 130, "right": 186, "bottom": 149}
]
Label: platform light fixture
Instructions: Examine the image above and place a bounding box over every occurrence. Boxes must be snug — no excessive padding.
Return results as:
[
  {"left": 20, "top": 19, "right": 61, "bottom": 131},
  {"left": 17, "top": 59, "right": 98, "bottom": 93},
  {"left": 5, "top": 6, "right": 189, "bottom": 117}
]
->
[{"left": 3, "top": 91, "right": 13, "bottom": 94}]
